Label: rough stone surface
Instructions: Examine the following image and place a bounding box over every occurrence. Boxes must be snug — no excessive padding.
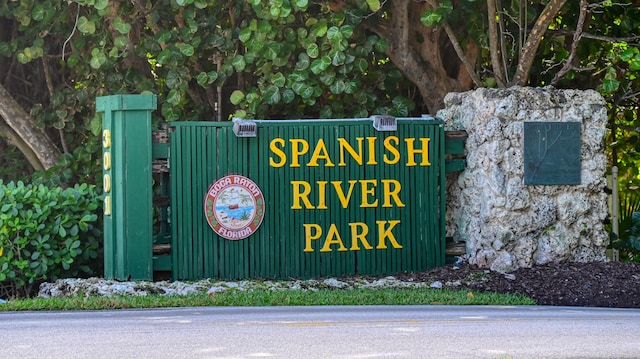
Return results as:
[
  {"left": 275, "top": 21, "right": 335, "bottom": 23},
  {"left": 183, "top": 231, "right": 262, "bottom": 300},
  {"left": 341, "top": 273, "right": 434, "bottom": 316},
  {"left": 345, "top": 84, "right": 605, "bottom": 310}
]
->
[
  {"left": 37, "top": 276, "right": 430, "bottom": 298},
  {"left": 438, "top": 87, "right": 609, "bottom": 271}
]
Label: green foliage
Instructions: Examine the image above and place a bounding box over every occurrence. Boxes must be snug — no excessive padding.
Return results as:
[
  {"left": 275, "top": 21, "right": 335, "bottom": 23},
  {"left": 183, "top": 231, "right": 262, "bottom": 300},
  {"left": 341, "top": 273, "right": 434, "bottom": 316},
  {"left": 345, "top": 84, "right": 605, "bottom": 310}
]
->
[
  {"left": 611, "top": 194, "right": 640, "bottom": 262},
  {"left": 0, "top": 181, "right": 102, "bottom": 298},
  {"left": 0, "top": 0, "right": 638, "bottom": 186}
]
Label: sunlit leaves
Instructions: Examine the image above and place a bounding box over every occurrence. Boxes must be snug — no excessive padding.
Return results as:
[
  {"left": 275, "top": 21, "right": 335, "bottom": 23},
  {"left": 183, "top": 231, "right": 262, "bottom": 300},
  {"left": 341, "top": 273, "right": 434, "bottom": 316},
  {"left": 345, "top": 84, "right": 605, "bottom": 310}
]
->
[
  {"left": 230, "top": 90, "right": 245, "bottom": 105},
  {"left": 366, "top": 0, "right": 381, "bottom": 12},
  {"left": 89, "top": 48, "right": 107, "bottom": 69},
  {"left": 77, "top": 16, "right": 96, "bottom": 34}
]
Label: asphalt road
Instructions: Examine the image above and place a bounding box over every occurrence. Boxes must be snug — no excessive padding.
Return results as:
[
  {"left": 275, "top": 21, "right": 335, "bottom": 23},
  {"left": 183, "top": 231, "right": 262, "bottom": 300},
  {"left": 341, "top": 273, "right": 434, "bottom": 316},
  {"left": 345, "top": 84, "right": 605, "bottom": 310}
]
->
[{"left": 2, "top": 305, "right": 640, "bottom": 358}]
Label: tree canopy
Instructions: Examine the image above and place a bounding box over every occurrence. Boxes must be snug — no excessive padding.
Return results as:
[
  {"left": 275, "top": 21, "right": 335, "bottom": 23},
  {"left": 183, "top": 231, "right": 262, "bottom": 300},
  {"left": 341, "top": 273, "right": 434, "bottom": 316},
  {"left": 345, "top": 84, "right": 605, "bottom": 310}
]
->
[{"left": 0, "top": 0, "right": 638, "bottom": 188}]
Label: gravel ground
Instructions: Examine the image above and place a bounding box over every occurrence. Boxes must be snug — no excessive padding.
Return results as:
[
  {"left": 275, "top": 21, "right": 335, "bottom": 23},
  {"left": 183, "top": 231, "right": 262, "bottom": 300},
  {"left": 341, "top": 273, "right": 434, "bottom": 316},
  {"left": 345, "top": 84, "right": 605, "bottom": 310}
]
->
[{"left": 36, "top": 261, "right": 640, "bottom": 309}]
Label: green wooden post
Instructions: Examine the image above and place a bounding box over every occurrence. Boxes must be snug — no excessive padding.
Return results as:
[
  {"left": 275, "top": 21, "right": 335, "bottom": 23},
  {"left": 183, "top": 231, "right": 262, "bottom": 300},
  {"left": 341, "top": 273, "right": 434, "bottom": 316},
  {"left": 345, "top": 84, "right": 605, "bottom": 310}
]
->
[{"left": 96, "top": 94, "right": 157, "bottom": 280}]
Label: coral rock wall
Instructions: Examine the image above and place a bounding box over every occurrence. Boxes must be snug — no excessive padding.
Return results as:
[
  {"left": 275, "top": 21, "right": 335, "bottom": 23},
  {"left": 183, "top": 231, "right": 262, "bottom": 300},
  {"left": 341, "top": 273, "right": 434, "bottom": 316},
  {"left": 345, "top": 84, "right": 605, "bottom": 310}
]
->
[{"left": 438, "top": 87, "right": 609, "bottom": 272}]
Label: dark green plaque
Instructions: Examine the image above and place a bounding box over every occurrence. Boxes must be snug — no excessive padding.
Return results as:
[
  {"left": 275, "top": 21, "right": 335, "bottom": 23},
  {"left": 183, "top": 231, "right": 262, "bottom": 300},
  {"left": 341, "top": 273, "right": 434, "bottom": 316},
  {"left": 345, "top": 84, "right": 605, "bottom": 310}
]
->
[{"left": 523, "top": 122, "right": 581, "bottom": 185}]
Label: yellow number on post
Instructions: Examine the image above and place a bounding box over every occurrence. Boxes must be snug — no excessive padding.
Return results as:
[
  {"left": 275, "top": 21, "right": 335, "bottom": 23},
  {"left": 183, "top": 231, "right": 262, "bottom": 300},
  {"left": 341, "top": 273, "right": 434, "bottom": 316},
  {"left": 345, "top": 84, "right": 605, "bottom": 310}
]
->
[
  {"left": 102, "top": 129, "right": 111, "bottom": 148},
  {"left": 103, "top": 174, "right": 111, "bottom": 193},
  {"left": 103, "top": 152, "right": 111, "bottom": 170},
  {"left": 104, "top": 195, "right": 112, "bottom": 216}
]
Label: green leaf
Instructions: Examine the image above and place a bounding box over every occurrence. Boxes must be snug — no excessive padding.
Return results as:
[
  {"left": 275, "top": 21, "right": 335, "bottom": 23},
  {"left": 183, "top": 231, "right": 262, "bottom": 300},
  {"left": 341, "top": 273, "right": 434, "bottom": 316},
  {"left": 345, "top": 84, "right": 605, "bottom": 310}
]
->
[
  {"left": 294, "top": 0, "right": 308, "bottom": 9},
  {"left": 282, "top": 89, "right": 295, "bottom": 104},
  {"left": 332, "top": 52, "right": 346, "bottom": 66},
  {"left": 166, "top": 71, "right": 182, "bottom": 89},
  {"left": 311, "top": 21, "right": 328, "bottom": 37},
  {"left": 231, "top": 55, "right": 246, "bottom": 71},
  {"left": 340, "top": 25, "right": 353, "bottom": 39},
  {"left": 196, "top": 72, "right": 208, "bottom": 86},
  {"left": 166, "top": 89, "right": 182, "bottom": 105},
  {"left": 113, "top": 17, "right": 132, "bottom": 34},
  {"left": 271, "top": 72, "right": 286, "bottom": 87},
  {"left": 177, "top": 43, "right": 195, "bottom": 57},
  {"left": 420, "top": 10, "right": 442, "bottom": 27},
  {"left": 263, "top": 85, "right": 281, "bottom": 105},
  {"left": 310, "top": 56, "right": 331, "bottom": 74},
  {"left": 330, "top": 79, "right": 345, "bottom": 94},
  {"left": 208, "top": 71, "right": 219, "bottom": 83},
  {"left": 264, "top": 42, "right": 281, "bottom": 60},
  {"left": 296, "top": 53, "right": 310, "bottom": 70},
  {"left": 89, "top": 49, "right": 107, "bottom": 69},
  {"left": 239, "top": 28, "right": 252, "bottom": 43},
  {"left": 230, "top": 90, "right": 245, "bottom": 105},
  {"left": 161, "top": 103, "right": 182, "bottom": 122},
  {"left": 156, "top": 30, "right": 172, "bottom": 44},
  {"left": 355, "top": 58, "right": 368, "bottom": 72},
  {"left": 156, "top": 49, "right": 174, "bottom": 65},
  {"left": 366, "top": 0, "right": 381, "bottom": 11},
  {"left": 32, "top": 4, "right": 46, "bottom": 21},
  {"left": 306, "top": 43, "right": 319, "bottom": 58},
  {"left": 77, "top": 16, "right": 96, "bottom": 35},
  {"left": 327, "top": 26, "right": 342, "bottom": 41},
  {"left": 114, "top": 36, "right": 129, "bottom": 49},
  {"left": 93, "top": 0, "right": 109, "bottom": 10}
]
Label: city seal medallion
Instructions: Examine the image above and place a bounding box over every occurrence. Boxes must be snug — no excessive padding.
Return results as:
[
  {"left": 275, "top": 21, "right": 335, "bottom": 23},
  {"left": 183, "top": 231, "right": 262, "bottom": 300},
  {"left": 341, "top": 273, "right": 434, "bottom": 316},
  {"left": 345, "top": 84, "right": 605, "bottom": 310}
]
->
[{"left": 203, "top": 175, "right": 265, "bottom": 240}]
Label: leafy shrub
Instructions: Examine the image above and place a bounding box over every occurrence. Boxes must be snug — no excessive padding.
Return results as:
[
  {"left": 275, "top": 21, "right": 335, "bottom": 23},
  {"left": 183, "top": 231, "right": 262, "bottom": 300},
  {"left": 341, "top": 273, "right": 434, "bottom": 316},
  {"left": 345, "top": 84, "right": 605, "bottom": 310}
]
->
[
  {"left": 611, "top": 194, "right": 640, "bottom": 262},
  {"left": 0, "top": 181, "right": 102, "bottom": 298}
]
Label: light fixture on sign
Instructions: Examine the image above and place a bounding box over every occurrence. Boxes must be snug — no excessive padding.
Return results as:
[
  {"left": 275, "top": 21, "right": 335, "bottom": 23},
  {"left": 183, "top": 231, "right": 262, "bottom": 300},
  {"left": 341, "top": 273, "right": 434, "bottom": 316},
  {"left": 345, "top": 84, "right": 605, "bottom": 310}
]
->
[
  {"left": 372, "top": 115, "right": 397, "bottom": 131},
  {"left": 232, "top": 118, "right": 257, "bottom": 137}
]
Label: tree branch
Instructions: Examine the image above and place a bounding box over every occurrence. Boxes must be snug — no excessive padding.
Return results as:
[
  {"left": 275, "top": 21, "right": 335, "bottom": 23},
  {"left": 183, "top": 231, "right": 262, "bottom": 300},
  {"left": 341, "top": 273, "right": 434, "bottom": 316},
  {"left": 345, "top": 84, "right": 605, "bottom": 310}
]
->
[
  {"left": 0, "top": 82, "right": 60, "bottom": 169},
  {"left": 511, "top": 0, "right": 567, "bottom": 86},
  {"left": 550, "top": 0, "right": 588, "bottom": 86},
  {"left": 441, "top": 22, "right": 482, "bottom": 87},
  {"left": 423, "top": 0, "right": 482, "bottom": 87},
  {"left": 0, "top": 118, "right": 44, "bottom": 171},
  {"left": 486, "top": 0, "right": 506, "bottom": 87},
  {"left": 551, "top": 29, "right": 640, "bottom": 43}
]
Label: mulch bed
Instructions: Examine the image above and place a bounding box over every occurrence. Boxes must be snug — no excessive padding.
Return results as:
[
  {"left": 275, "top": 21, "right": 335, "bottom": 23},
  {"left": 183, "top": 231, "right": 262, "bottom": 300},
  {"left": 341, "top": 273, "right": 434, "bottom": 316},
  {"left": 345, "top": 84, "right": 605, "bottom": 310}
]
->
[{"left": 394, "top": 261, "right": 640, "bottom": 308}]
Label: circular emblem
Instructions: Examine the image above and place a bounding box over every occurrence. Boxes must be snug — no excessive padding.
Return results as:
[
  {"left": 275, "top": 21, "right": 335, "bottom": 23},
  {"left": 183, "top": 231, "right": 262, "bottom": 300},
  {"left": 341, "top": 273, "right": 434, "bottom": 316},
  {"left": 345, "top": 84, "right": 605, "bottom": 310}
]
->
[{"left": 204, "top": 175, "right": 265, "bottom": 240}]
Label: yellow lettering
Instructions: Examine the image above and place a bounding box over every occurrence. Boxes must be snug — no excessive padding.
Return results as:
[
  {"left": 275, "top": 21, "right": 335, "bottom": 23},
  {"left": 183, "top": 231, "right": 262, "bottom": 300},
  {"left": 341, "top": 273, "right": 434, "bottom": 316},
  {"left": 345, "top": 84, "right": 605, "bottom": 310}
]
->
[
  {"left": 338, "top": 138, "right": 363, "bottom": 166},
  {"left": 269, "top": 138, "right": 286, "bottom": 168},
  {"left": 320, "top": 224, "right": 347, "bottom": 252},
  {"left": 332, "top": 180, "right": 358, "bottom": 208},
  {"left": 290, "top": 139, "right": 309, "bottom": 167},
  {"left": 360, "top": 179, "right": 378, "bottom": 208},
  {"left": 405, "top": 138, "right": 431, "bottom": 166},
  {"left": 376, "top": 220, "right": 402, "bottom": 249},
  {"left": 381, "top": 179, "right": 404, "bottom": 207},
  {"left": 308, "top": 139, "right": 335, "bottom": 167},
  {"left": 366, "top": 137, "right": 377, "bottom": 165},
  {"left": 291, "top": 181, "right": 314, "bottom": 209},
  {"left": 303, "top": 224, "right": 322, "bottom": 252},
  {"left": 349, "top": 222, "right": 372, "bottom": 251},
  {"left": 383, "top": 136, "right": 400, "bottom": 164},
  {"left": 317, "top": 181, "right": 328, "bottom": 209}
]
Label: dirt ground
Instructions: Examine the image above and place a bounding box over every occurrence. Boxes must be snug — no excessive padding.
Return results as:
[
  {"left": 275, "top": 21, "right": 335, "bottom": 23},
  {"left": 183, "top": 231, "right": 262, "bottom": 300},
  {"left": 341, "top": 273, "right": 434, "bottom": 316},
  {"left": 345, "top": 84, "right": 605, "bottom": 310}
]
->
[{"left": 393, "top": 261, "right": 640, "bottom": 308}]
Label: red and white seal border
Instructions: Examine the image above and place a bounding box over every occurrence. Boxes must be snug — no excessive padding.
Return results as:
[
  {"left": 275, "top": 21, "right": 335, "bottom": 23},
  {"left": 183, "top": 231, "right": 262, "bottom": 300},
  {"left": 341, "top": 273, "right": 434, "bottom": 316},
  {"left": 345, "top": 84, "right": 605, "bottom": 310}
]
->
[{"left": 203, "top": 174, "right": 265, "bottom": 240}]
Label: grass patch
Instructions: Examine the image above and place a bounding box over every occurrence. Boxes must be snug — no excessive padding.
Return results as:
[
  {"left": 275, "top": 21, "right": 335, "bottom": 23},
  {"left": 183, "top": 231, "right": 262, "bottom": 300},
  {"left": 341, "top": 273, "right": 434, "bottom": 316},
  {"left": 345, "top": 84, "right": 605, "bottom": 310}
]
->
[{"left": 0, "top": 288, "right": 535, "bottom": 311}]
